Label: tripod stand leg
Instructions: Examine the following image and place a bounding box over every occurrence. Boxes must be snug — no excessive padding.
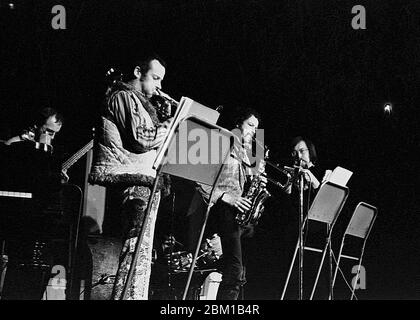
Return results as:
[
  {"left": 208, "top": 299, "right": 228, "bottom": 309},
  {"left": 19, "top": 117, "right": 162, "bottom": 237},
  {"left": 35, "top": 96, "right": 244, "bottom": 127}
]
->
[
  {"left": 330, "top": 238, "right": 345, "bottom": 296},
  {"left": 281, "top": 240, "right": 299, "bottom": 300},
  {"left": 281, "top": 217, "right": 308, "bottom": 300},
  {"left": 309, "top": 239, "right": 330, "bottom": 300},
  {"left": 182, "top": 203, "right": 213, "bottom": 300},
  {"left": 328, "top": 235, "right": 333, "bottom": 300},
  {"left": 0, "top": 240, "right": 7, "bottom": 298},
  {"left": 350, "top": 257, "right": 364, "bottom": 300}
]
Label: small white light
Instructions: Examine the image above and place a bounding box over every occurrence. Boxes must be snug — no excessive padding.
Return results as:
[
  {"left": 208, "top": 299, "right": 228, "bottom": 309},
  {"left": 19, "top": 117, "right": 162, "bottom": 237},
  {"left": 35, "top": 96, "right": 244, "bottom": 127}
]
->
[
  {"left": 383, "top": 103, "right": 392, "bottom": 115},
  {"left": 8, "top": 3, "right": 15, "bottom": 9}
]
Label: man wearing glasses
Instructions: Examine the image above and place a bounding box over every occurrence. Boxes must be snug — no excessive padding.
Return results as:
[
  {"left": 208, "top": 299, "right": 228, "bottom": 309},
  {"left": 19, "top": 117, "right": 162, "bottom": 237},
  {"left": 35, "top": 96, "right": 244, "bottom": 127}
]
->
[
  {"left": 289, "top": 136, "right": 321, "bottom": 192},
  {"left": 0, "top": 107, "right": 65, "bottom": 300},
  {"left": 4, "top": 107, "right": 63, "bottom": 147}
]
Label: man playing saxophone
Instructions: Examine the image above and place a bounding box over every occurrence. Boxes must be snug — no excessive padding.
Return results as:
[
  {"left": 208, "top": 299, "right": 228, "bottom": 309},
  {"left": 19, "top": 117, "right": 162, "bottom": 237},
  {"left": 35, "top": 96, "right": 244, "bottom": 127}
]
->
[{"left": 193, "top": 108, "right": 266, "bottom": 300}]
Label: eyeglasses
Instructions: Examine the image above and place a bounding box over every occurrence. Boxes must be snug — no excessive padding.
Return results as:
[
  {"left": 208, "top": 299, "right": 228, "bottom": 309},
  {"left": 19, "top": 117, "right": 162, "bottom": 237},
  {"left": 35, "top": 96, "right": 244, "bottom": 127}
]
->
[
  {"left": 291, "top": 148, "right": 308, "bottom": 157},
  {"left": 40, "top": 127, "right": 58, "bottom": 138}
]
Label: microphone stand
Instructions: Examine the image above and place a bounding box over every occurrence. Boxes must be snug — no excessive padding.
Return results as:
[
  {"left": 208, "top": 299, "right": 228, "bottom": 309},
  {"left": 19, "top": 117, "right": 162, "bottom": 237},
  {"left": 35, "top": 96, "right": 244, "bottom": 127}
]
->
[
  {"left": 290, "top": 159, "right": 306, "bottom": 300},
  {"left": 280, "top": 162, "right": 306, "bottom": 300},
  {"left": 298, "top": 171, "right": 305, "bottom": 300},
  {"left": 167, "top": 192, "right": 175, "bottom": 299}
]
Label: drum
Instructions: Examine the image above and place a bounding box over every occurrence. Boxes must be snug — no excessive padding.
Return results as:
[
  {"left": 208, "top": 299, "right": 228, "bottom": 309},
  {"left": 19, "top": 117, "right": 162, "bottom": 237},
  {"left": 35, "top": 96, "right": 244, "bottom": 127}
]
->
[
  {"left": 165, "top": 251, "right": 193, "bottom": 272},
  {"left": 164, "top": 234, "right": 223, "bottom": 272},
  {"left": 198, "top": 234, "right": 223, "bottom": 268},
  {"left": 199, "top": 271, "right": 222, "bottom": 300}
]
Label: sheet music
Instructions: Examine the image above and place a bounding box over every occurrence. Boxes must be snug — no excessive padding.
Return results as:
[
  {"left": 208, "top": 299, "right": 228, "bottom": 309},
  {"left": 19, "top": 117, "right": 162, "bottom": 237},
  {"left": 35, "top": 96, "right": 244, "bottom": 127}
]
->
[
  {"left": 153, "top": 97, "right": 220, "bottom": 170},
  {"left": 176, "top": 97, "right": 220, "bottom": 124},
  {"left": 153, "top": 97, "right": 191, "bottom": 169},
  {"left": 326, "top": 166, "right": 353, "bottom": 187}
]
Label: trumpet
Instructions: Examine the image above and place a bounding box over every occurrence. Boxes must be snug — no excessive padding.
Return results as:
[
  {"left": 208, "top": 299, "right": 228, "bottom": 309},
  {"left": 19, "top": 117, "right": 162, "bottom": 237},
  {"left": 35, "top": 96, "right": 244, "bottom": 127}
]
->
[
  {"left": 155, "top": 88, "right": 179, "bottom": 107},
  {"left": 150, "top": 89, "right": 179, "bottom": 121},
  {"left": 265, "top": 163, "right": 296, "bottom": 191}
]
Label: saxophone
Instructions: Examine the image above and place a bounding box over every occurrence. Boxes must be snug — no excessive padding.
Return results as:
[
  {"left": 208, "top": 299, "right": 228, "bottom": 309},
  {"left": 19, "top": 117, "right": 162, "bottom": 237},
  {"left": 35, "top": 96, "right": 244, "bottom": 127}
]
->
[{"left": 235, "top": 149, "right": 271, "bottom": 226}]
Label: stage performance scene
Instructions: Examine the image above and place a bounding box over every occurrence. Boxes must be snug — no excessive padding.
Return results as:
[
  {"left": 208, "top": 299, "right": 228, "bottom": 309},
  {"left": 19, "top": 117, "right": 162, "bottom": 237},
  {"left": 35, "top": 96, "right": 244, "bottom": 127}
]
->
[{"left": 0, "top": 1, "right": 419, "bottom": 301}]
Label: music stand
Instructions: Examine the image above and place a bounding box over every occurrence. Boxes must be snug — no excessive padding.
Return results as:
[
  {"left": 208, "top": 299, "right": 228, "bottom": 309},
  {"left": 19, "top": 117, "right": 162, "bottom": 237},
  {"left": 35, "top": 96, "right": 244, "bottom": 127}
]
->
[
  {"left": 120, "top": 99, "right": 233, "bottom": 300},
  {"left": 330, "top": 202, "right": 377, "bottom": 300},
  {"left": 281, "top": 181, "right": 349, "bottom": 300}
]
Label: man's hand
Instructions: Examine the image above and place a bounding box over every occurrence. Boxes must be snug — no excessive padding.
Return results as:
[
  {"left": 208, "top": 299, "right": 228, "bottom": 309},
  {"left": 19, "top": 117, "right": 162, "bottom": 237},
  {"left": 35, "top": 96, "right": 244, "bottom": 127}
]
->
[
  {"left": 221, "top": 193, "right": 252, "bottom": 213},
  {"left": 61, "top": 170, "right": 69, "bottom": 184},
  {"left": 154, "top": 126, "right": 168, "bottom": 142},
  {"left": 259, "top": 173, "right": 268, "bottom": 188},
  {"left": 321, "top": 169, "right": 332, "bottom": 184},
  {"left": 300, "top": 169, "right": 320, "bottom": 189},
  {"left": 161, "top": 117, "right": 174, "bottom": 129}
]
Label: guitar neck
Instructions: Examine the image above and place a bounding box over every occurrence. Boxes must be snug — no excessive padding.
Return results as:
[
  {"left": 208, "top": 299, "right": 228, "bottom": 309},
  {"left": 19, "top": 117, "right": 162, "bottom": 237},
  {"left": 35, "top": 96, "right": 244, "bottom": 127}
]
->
[{"left": 62, "top": 139, "right": 94, "bottom": 171}]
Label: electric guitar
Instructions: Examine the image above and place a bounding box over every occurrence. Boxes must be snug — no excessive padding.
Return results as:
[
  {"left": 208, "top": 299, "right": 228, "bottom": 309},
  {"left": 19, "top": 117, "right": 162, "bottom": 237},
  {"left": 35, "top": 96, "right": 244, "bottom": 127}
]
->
[{"left": 61, "top": 139, "right": 94, "bottom": 181}]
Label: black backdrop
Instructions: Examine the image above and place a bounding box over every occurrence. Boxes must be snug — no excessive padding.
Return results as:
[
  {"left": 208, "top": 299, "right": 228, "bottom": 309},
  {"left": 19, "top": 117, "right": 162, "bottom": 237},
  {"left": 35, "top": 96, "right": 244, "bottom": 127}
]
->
[{"left": 0, "top": 0, "right": 419, "bottom": 299}]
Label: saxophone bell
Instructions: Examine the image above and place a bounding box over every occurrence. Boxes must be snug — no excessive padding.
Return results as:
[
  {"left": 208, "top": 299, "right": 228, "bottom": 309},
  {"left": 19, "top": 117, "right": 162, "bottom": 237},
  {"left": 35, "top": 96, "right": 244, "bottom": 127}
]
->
[
  {"left": 265, "top": 164, "right": 295, "bottom": 191},
  {"left": 235, "top": 144, "right": 271, "bottom": 227},
  {"left": 252, "top": 139, "right": 295, "bottom": 191}
]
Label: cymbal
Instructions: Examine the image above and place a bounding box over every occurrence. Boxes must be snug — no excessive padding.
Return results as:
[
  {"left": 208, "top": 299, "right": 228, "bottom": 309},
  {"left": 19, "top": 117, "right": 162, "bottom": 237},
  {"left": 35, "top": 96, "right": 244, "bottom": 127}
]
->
[
  {"left": 171, "top": 268, "right": 217, "bottom": 274},
  {"left": 164, "top": 250, "right": 188, "bottom": 258}
]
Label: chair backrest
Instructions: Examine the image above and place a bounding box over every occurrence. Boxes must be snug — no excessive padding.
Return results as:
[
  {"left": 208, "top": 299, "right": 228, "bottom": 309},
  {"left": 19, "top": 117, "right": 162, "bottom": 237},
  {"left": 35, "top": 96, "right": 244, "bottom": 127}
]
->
[
  {"left": 307, "top": 181, "right": 349, "bottom": 226},
  {"left": 345, "top": 202, "right": 377, "bottom": 239}
]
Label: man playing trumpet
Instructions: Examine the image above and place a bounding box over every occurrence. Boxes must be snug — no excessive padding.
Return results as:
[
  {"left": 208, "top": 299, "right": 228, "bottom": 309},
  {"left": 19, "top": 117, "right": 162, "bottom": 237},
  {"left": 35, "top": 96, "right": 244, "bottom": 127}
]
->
[{"left": 89, "top": 54, "right": 172, "bottom": 300}]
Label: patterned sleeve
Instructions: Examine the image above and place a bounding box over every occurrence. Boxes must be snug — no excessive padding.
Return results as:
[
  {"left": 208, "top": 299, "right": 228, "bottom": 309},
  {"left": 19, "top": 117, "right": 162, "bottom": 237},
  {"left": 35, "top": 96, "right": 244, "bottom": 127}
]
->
[
  {"left": 108, "top": 91, "right": 168, "bottom": 153},
  {"left": 197, "top": 152, "right": 245, "bottom": 204}
]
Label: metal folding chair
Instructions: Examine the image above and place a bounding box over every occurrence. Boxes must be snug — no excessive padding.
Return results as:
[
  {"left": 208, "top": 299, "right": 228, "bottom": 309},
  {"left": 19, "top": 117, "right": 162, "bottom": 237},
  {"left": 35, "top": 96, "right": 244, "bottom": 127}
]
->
[
  {"left": 281, "top": 181, "right": 349, "bottom": 300},
  {"left": 331, "top": 202, "right": 377, "bottom": 300}
]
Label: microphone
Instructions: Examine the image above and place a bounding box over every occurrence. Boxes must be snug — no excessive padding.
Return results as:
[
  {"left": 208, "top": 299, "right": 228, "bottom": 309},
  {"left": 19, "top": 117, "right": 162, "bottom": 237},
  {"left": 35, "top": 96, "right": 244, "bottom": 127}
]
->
[
  {"left": 283, "top": 165, "right": 295, "bottom": 173},
  {"left": 292, "top": 154, "right": 301, "bottom": 167}
]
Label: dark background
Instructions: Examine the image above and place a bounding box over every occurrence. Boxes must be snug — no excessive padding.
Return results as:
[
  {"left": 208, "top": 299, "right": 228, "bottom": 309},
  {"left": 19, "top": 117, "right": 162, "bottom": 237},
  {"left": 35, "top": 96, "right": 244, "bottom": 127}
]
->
[{"left": 0, "top": 0, "right": 419, "bottom": 299}]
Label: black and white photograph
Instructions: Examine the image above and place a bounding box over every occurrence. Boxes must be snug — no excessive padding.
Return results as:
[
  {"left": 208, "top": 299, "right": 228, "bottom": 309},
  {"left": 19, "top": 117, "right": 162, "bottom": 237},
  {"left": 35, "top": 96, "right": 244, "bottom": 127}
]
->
[{"left": 0, "top": 0, "right": 419, "bottom": 305}]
